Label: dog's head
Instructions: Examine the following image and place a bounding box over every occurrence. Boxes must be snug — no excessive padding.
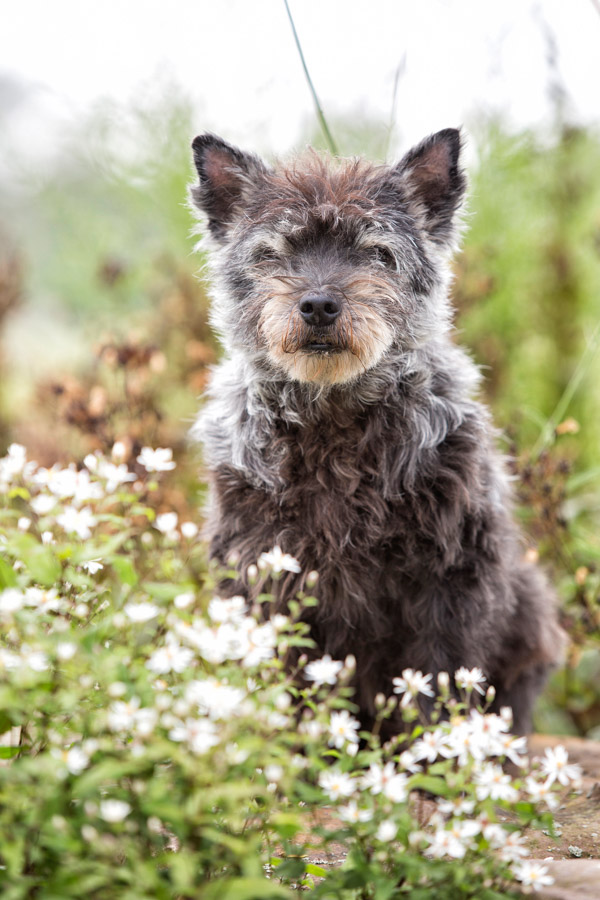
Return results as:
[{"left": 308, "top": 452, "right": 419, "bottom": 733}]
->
[{"left": 190, "top": 130, "right": 466, "bottom": 386}]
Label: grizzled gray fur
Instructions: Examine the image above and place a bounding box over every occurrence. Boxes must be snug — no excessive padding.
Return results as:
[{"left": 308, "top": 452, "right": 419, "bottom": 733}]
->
[{"left": 189, "top": 128, "right": 564, "bottom": 735}]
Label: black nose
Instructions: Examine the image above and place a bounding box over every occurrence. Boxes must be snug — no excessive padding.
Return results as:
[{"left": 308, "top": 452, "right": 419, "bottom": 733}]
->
[{"left": 298, "top": 294, "right": 341, "bottom": 327}]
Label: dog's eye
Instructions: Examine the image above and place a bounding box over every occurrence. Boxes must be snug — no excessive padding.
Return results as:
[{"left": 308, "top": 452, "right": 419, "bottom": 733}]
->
[{"left": 370, "top": 246, "right": 396, "bottom": 269}]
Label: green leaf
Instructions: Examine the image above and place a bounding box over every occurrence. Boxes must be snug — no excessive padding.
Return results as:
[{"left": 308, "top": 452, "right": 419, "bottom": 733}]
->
[
  {"left": 0, "top": 556, "right": 17, "bottom": 588},
  {"left": 373, "top": 876, "right": 400, "bottom": 900},
  {"left": 269, "top": 812, "right": 301, "bottom": 840},
  {"left": 111, "top": 556, "right": 138, "bottom": 586},
  {"left": 408, "top": 774, "right": 453, "bottom": 797},
  {"left": 305, "top": 862, "right": 327, "bottom": 878},
  {"left": 202, "top": 877, "right": 292, "bottom": 900},
  {"left": 26, "top": 547, "right": 62, "bottom": 586},
  {"left": 0, "top": 746, "right": 20, "bottom": 759},
  {"left": 143, "top": 582, "right": 182, "bottom": 601}
]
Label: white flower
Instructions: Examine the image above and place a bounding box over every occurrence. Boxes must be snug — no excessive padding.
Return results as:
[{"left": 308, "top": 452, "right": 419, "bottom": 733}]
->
[
  {"left": 264, "top": 764, "right": 284, "bottom": 784},
  {"left": 305, "top": 654, "right": 343, "bottom": 686},
  {"left": 0, "top": 588, "right": 25, "bottom": 614},
  {"left": 18, "top": 517, "right": 31, "bottom": 531},
  {"left": 455, "top": 666, "right": 486, "bottom": 695},
  {"left": 437, "top": 796, "right": 475, "bottom": 817},
  {"left": 338, "top": 801, "right": 372, "bottom": 824},
  {"left": 540, "top": 744, "right": 582, "bottom": 787},
  {"left": 185, "top": 678, "right": 246, "bottom": 720},
  {"left": 298, "top": 718, "right": 323, "bottom": 739},
  {"left": 0, "top": 648, "right": 20, "bottom": 669},
  {"left": 361, "top": 763, "right": 409, "bottom": 803},
  {"left": 30, "top": 493, "right": 57, "bottom": 516},
  {"left": 207, "top": 595, "right": 247, "bottom": 625},
  {"left": 107, "top": 698, "right": 157, "bottom": 736},
  {"left": 174, "top": 592, "right": 195, "bottom": 609},
  {"left": 473, "top": 763, "right": 518, "bottom": 803},
  {"left": 107, "top": 698, "right": 142, "bottom": 731},
  {"left": 392, "top": 669, "right": 435, "bottom": 707},
  {"left": 137, "top": 447, "right": 176, "bottom": 473},
  {"left": 481, "top": 821, "right": 508, "bottom": 848},
  {"left": 56, "top": 506, "right": 97, "bottom": 539},
  {"left": 180, "top": 521, "right": 198, "bottom": 539},
  {"left": 57, "top": 642, "right": 77, "bottom": 661},
  {"left": 133, "top": 708, "right": 158, "bottom": 737},
  {"left": 328, "top": 710, "right": 361, "bottom": 749},
  {"left": 240, "top": 620, "right": 277, "bottom": 667},
  {"left": 72, "top": 469, "right": 104, "bottom": 504},
  {"left": 23, "top": 647, "right": 49, "bottom": 671},
  {"left": 382, "top": 772, "right": 409, "bottom": 804},
  {"left": 318, "top": 769, "right": 355, "bottom": 801},
  {"left": 499, "top": 830, "right": 529, "bottom": 862},
  {"left": 512, "top": 860, "right": 554, "bottom": 890},
  {"left": 524, "top": 775, "right": 559, "bottom": 810},
  {"left": 168, "top": 717, "right": 219, "bottom": 754},
  {"left": 440, "top": 720, "right": 486, "bottom": 766},
  {"left": 83, "top": 453, "right": 99, "bottom": 472},
  {"left": 82, "top": 559, "right": 103, "bottom": 575},
  {"left": 65, "top": 746, "right": 90, "bottom": 775},
  {"left": 376, "top": 819, "right": 398, "bottom": 842},
  {"left": 361, "top": 761, "right": 397, "bottom": 794},
  {"left": 398, "top": 749, "right": 423, "bottom": 774},
  {"left": 41, "top": 530, "right": 54, "bottom": 544},
  {"left": 426, "top": 827, "right": 468, "bottom": 859},
  {"left": 146, "top": 633, "right": 194, "bottom": 674},
  {"left": 24, "top": 587, "right": 65, "bottom": 613},
  {"left": 258, "top": 545, "right": 301, "bottom": 574},
  {"left": 154, "top": 512, "right": 178, "bottom": 536},
  {"left": 111, "top": 441, "right": 127, "bottom": 461},
  {"left": 96, "top": 460, "right": 135, "bottom": 493},
  {"left": 496, "top": 733, "right": 528, "bottom": 767},
  {"left": 175, "top": 620, "right": 233, "bottom": 664},
  {"left": 99, "top": 800, "right": 131, "bottom": 823},
  {"left": 124, "top": 601, "right": 160, "bottom": 622},
  {"left": 0, "top": 443, "right": 28, "bottom": 482},
  {"left": 411, "top": 728, "right": 447, "bottom": 763}
]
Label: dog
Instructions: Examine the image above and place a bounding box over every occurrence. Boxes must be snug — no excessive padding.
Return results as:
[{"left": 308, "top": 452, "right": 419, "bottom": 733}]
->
[{"left": 189, "top": 128, "right": 564, "bottom": 735}]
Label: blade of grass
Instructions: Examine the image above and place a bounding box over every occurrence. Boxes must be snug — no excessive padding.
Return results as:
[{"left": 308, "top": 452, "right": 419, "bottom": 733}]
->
[
  {"left": 532, "top": 320, "right": 600, "bottom": 458},
  {"left": 283, "top": 0, "right": 338, "bottom": 156}
]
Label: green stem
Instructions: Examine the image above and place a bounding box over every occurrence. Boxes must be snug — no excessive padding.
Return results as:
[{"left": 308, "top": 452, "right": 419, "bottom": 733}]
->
[{"left": 283, "top": 0, "right": 338, "bottom": 156}]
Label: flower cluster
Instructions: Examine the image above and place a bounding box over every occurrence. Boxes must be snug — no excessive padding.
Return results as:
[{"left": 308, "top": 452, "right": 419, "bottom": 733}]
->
[{"left": 0, "top": 443, "right": 582, "bottom": 897}]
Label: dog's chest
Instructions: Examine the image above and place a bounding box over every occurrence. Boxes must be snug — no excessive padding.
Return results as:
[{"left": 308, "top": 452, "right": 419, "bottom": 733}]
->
[{"left": 271, "top": 415, "right": 395, "bottom": 550}]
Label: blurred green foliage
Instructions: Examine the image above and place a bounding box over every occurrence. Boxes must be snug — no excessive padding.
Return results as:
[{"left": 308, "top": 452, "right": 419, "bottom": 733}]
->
[{"left": 0, "top": 88, "right": 599, "bottom": 735}]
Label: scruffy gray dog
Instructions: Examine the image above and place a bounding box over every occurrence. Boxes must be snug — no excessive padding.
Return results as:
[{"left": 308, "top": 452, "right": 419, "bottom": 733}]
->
[{"left": 189, "top": 128, "right": 564, "bottom": 735}]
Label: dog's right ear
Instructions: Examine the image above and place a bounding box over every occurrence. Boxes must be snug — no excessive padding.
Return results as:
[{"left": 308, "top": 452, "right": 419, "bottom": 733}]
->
[{"left": 191, "top": 134, "right": 267, "bottom": 241}]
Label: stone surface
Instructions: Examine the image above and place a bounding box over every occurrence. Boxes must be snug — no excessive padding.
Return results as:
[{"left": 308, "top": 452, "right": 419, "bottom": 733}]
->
[{"left": 536, "top": 860, "right": 600, "bottom": 898}]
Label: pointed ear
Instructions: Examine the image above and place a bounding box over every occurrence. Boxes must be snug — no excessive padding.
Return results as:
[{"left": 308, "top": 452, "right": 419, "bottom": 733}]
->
[
  {"left": 395, "top": 129, "right": 466, "bottom": 244},
  {"left": 190, "top": 134, "right": 268, "bottom": 240}
]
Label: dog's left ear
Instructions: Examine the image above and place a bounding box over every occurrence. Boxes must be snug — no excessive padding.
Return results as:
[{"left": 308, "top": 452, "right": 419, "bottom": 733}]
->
[
  {"left": 191, "top": 133, "right": 268, "bottom": 241},
  {"left": 394, "top": 128, "right": 466, "bottom": 245}
]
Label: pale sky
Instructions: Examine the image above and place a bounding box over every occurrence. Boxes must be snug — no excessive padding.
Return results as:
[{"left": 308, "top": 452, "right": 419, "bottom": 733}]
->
[{"left": 1, "top": 0, "right": 600, "bottom": 162}]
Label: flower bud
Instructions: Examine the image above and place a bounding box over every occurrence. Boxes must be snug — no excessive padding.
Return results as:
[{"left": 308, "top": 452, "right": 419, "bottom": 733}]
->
[
  {"left": 247, "top": 564, "right": 259, "bottom": 583},
  {"left": 344, "top": 654, "right": 356, "bottom": 671},
  {"left": 437, "top": 671, "right": 450, "bottom": 689},
  {"left": 485, "top": 685, "right": 496, "bottom": 703},
  {"left": 375, "top": 692, "right": 387, "bottom": 710},
  {"left": 306, "top": 570, "right": 319, "bottom": 588}
]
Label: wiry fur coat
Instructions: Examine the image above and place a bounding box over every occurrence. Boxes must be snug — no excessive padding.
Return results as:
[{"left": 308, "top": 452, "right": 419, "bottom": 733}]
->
[{"left": 189, "top": 129, "right": 564, "bottom": 734}]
